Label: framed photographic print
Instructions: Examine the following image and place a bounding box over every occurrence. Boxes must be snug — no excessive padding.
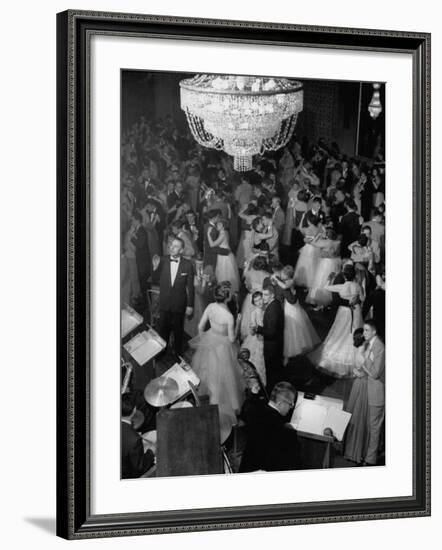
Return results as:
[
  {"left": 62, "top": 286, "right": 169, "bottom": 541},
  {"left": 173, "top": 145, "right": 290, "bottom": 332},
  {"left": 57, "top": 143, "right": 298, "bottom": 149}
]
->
[{"left": 56, "top": 10, "right": 431, "bottom": 539}]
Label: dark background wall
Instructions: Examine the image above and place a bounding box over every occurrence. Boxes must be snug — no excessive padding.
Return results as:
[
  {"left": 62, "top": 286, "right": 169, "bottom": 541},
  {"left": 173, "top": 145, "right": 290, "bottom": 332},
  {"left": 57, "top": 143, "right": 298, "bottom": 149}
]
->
[{"left": 122, "top": 71, "right": 384, "bottom": 158}]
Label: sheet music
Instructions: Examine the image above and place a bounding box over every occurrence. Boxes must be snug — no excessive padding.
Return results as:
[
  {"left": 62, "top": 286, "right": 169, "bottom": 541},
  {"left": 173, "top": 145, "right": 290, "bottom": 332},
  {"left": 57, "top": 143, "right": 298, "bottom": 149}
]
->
[
  {"left": 121, "top": 305, "right": 143, "bottom": 338},
  {"left": 123, "top": 329, "right": 166, "bottom": 365},
  {"left": 290, "top": 399, "right": 351, "bottom": 441},
  {"left": 325, "top": 407, "right": 352, "bottom": 441}
]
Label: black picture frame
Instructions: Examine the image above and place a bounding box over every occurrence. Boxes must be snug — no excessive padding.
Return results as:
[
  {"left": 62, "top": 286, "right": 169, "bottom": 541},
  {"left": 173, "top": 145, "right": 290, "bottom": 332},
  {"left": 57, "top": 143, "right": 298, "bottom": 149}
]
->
[{"left": 56, "top": 9, "right": 431, "bottom": 539}]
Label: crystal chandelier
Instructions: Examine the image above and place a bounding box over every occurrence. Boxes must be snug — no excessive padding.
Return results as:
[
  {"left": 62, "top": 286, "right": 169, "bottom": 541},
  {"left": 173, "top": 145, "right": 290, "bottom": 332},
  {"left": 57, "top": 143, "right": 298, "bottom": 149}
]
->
[
  {"left": 180, "top": 74, "right": 303, "bottom": 171},
  {"left": 368, "top": 83, "right": 383, "bottom": 119}
]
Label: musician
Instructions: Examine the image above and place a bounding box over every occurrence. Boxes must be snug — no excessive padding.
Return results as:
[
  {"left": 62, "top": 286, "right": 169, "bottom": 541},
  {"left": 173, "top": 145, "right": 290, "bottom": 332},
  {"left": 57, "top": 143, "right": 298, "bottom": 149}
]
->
[
  {"left": 121, "top": 393, "right": 155, "bottom": 479},
  {"left": 152, "top": 237, "right": 194, "bottom": 355},
  {"left": 239, "top": 381, "right": 300, "bottom": 472}
]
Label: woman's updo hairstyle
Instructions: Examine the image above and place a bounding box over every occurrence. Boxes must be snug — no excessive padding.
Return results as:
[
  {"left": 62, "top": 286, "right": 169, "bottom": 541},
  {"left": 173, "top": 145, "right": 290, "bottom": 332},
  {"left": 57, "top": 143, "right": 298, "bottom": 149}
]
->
[
  {"left": 251, "top": 217, "right": 262, "bottom": 231},
  {"left": 297, "top": 189, "right": 309, "bottom": 203},
  {"left": 252, "top": 255, "right": 269, "bottom": 272},
  {"left": 214, "top": 283, "right": 231, "bottom": 303},
  {"left": 282, "top": 265, "right": 295, "bottom": 279},
  {"left": 343, "top": 264, "right": 356, "bottom": 281},
  {"left": 358, "top": 234, "right": 368, "bottom": 247},
  {"left": 353, "top": 327, "right": 365, "bottom": 348}
]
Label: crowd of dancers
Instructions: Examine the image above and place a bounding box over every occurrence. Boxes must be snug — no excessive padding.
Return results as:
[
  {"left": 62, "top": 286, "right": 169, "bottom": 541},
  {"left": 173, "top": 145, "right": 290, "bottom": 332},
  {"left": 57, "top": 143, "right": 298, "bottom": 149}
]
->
[{"left": 121, "top": 113, "right": 386, "bottom": 466}]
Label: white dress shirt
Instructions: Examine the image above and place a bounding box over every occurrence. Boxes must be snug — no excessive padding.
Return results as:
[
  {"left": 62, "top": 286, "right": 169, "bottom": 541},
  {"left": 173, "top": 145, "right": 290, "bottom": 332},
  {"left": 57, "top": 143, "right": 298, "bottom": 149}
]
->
[{"left": 170, "top": 257, "right": 180, "bottom": 285}]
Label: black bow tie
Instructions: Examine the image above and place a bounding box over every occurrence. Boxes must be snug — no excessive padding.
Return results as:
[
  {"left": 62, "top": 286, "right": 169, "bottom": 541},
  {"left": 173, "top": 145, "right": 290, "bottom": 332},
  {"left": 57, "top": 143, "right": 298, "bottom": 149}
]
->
[{"left": 170, "top": 258, "right": 179, "bottom": 263}]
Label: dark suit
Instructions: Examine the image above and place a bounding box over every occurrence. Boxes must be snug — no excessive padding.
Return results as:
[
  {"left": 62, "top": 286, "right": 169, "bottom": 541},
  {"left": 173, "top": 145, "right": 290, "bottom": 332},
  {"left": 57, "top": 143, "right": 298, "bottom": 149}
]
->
[
  {"left": 256, "top": 299, "right": 284, "bottom": 391},
  {"left": 152, "top": 255, "right": 194, "bottom": 354},
  {"left": 239, "top": 399, "right": 299, "bottom": 472},
  {"left": 202, "top": 222, "right": 229, "bottom": 268},
  {"left": 340, "top": 211, "right": 361, "bottom": 258},
  {"left": 121, "top": 421, "right": 155, "bottom": 479}
]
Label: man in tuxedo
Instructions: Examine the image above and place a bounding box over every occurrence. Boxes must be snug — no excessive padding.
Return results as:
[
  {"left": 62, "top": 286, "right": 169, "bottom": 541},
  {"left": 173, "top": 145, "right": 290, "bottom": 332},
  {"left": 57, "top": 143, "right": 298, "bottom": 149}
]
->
[
  {"left": 361, "top": 320, "right": 385, "bottom": 466},
  {"left": 301, "top": 195, "right": 326, "bottom": 228},
  {"left": 121, "top": 393, "right": 155, "bottom": 479},
  {"left": 202, "top": 209, "right": 229, "bottom": 268},
  {"left": 239, "top": 381, "right": 300, "bottom": 472},
  {"left": 253, "top": 284, "right": 284, "bottom": 391},
  {"left": 340, "top": 198, "right": 361, "bottom": 258},
  {"left": 152, "top": 237, "right": 194, "bottom": 355}
]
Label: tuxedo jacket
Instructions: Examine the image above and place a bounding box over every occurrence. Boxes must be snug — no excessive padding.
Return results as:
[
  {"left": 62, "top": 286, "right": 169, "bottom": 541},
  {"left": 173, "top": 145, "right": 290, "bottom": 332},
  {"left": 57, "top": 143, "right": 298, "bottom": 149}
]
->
[
  {"left": 340, "top": 211, "right": 361, "bottom": 251},
  {"left": 256, "top": 299, "right": 284, "bottom": 351},
  {"left": 240, "top": 400, "right": 300, "bottom": 472},
  {"left": 152, "top": 255, "right": 194, "bottom": 314},
  {"left": 202, "top": 222, "right": 229, "bottom": 267},
  {"left": 364, "top": 336, "right": 385, "bottom": 407},
  {"left": 121, "top": 421, "right": 155, "bottom": 479}
]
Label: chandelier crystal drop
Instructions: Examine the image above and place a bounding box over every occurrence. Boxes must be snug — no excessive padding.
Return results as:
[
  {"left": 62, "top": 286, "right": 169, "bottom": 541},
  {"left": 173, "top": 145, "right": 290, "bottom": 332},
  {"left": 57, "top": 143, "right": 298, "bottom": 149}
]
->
[
  {"left": 180, "top": 74, "right": 303, "bottom": 171},
  {"left": 368, "top": 83, "right": 383, "bottom": 119}
]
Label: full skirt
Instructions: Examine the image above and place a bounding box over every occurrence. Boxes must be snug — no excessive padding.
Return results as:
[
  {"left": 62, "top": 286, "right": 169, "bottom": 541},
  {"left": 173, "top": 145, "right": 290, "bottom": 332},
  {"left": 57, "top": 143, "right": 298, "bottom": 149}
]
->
[
  {"left": 216, "top": 251, "right": 240, "bottom": 293},
  {"left": 191, "top": 330, "right": 245, "bottom": 432},
  {"left": 236, "top": 230, "right": 254, "bottom": 270},
  {"left": 294, "top": 243, "right": 321, "bottom": 288},
  {"left": 309, "top": 305, "right": 363, "bottom": 377},
  {"left": 306, "top": 257, "right": 342, "bottom": 307},
  {"left": 283, "top": 301, "right": 321, "bottom": 363}
]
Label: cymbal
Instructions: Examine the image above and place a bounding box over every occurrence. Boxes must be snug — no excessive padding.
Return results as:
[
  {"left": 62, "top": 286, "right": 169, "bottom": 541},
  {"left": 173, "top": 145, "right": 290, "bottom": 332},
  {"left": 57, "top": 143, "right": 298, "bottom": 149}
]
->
[{"left": 144, "top": 376, "right": 179, "bottom": 407}]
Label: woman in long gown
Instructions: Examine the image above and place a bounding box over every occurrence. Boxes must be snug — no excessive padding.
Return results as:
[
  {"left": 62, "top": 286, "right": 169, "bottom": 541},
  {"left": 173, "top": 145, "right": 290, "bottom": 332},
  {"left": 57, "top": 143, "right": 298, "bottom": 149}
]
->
[
  {"left": 278, "top": 146, "right": 295, "bottom": 191},
  {"left": 281, "top": 181, "right": 301, "bottom": 248},
  {"left": 208, "top": 220, "right": 240, "bottom": 293},
  {"left": 294, "top": 211, "right": 323, "bottom": 288},
  {"left": 184, "top": 260, "right": 215, "bottom": 338},
  {"left": 191, "top": 284, "right": 245, "bottom": 432},
  {"left": 344, "top": 328, "right": 370, "bottom": 464},
  {"left": 309, "top": 264, "right": 364, "bottom": 377},
  {"left": 236, "top": 203, "right": 259, "bottom": 270},
  {"left": 272, "top": 265, "right": 320, "bottom": 364},
  {"left": 306, "top": 228, "right": 342, "bottom": 308},
  {"left": 240, "top": 255, "right": 270, "bottom": 340},
  {"left": 241, "top": 291, "right": 266, "bottom": 386}
]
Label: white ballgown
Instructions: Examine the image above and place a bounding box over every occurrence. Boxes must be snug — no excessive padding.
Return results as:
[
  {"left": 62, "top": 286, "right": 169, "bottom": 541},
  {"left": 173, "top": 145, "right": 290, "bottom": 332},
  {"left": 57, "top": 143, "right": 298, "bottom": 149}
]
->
[
  {"left": 239, "top": 268, "right": 268, "bottom": 340},
  {"left": 294, "top": 225, "right": 322, "bottom": 288},
  {"left": 241, "top": 307, "right": 266, "bottom": 386},
  {"left": 283, "top": 298, "right": 320, "bottom": 363},
  {"left": 215, "top": 233, "right": 240, "bottom": 293},
  {"left": 191, "top": 304, "right": 245, "bottom": 432},
  {"left": 306, "top": 240, "right": 342, "bottom": 307},
  {"left": 309, "top": 281, "right": 364, "bottom": 377}
]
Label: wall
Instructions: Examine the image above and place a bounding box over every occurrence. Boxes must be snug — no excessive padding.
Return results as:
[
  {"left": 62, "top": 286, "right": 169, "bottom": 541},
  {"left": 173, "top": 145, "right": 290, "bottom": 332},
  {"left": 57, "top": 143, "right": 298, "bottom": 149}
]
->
[{"left": 1, "top": 1, "right": 440, "bottom": 550}]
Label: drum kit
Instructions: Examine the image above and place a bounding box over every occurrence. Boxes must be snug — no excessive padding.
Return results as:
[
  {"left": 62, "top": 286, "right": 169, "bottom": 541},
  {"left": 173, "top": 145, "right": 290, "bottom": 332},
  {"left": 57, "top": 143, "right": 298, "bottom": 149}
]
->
[
  {"left": 144, "top": 376, "right": 182, "bottom": 407},
  {"left": 144, "top": 374, "right": 233, "bottom": 444}
]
